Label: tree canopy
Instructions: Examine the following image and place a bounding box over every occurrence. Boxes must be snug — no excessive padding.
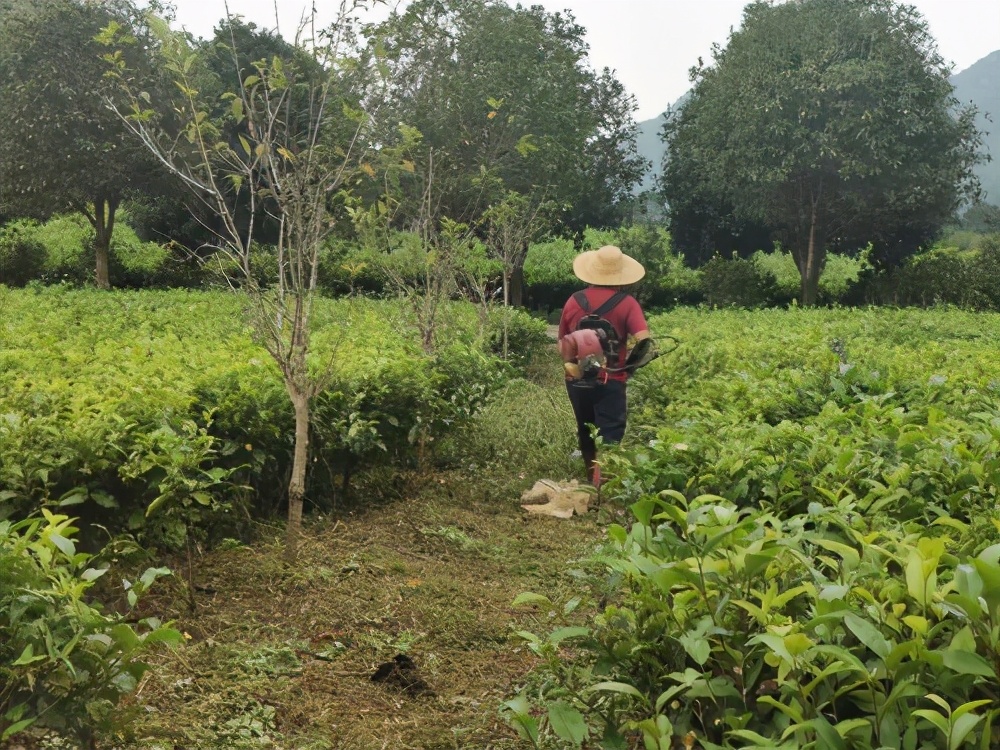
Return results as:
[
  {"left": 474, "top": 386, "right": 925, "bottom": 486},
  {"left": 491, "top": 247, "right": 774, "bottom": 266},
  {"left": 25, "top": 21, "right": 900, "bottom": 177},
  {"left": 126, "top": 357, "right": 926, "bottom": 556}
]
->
[
  {"left": 365, "top": 0, "right": 647, "bottom": 234},
  {"left": 0, "top": 0, "right": 170, "bottom": 288},
  {"left": 661, "top": 0, "right": 984, "bottom": 304}
]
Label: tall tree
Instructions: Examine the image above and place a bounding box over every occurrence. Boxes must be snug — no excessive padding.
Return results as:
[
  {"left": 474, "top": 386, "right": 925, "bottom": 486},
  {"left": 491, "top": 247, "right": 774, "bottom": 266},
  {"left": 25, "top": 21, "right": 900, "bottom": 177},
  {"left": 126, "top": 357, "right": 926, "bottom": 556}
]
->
[
  {"left": 0, "top": 0, "right": 168, "bottom": 288},
  {"left": 661, "top": 0, "right": 983, "bottom": 304},
  {"left": 365, "top": 0, "right": 646, "bottom": 244}
]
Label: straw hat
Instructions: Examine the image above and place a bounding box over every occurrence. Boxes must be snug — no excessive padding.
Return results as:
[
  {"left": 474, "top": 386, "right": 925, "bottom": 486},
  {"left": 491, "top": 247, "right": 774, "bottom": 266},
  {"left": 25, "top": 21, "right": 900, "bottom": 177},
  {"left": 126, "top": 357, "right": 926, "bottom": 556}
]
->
[{"left": 572, "top": 245, "right": 645, "bottom": 286}]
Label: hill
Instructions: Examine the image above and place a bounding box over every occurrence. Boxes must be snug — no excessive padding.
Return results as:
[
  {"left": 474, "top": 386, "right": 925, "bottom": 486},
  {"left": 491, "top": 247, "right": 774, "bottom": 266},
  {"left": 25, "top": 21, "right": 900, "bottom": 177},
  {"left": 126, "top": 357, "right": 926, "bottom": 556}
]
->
[
  {"left": 636, "top": 50, "right": 1000, "bottom": 204},
  {"left": 634, "top": 94, "right": 683, "bottom": 193},
  {"left": 951, "top": 49, "right": 1000, "bottom": 204}
]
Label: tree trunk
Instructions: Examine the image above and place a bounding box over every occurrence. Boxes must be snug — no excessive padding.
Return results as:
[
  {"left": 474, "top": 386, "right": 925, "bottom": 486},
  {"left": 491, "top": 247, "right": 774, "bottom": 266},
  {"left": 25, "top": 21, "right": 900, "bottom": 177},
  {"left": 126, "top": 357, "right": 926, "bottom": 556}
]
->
[
  {"left": 802, "top": 212, "right": 825, "bottom": 307},
  {"left": 799, "top": 193, "right": 823, "bottom": 306},
  {"left": 510, "top": 264, "right": 525, "bottom": 308},
  {"left": 92, "top": 197, "right": 118, "bottom": 290},
  {"left": 285, "top": 388, "right": 310, "bottom": 561}
]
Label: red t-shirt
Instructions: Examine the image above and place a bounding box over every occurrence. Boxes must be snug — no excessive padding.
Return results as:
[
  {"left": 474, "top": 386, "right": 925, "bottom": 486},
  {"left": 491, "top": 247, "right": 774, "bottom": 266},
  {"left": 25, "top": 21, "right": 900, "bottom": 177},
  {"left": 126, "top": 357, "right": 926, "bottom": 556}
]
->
[{"left": 558, "top": 287, "right": 648, "bottom": 382}]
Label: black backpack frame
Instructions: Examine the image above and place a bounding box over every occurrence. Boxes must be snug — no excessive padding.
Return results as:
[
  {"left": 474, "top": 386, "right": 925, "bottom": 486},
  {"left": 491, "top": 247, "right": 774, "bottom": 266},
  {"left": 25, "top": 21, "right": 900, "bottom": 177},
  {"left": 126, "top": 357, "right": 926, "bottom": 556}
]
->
[{"left": 573, "top": 291, "right": 626, "bottom": 363}]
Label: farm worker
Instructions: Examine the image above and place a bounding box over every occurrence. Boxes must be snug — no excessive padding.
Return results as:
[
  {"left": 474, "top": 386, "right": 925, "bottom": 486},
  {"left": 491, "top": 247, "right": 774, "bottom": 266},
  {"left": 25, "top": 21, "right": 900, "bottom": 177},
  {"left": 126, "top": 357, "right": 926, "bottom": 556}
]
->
[{"left": 558, "top": 245, "right": 651, "bottom": 488}]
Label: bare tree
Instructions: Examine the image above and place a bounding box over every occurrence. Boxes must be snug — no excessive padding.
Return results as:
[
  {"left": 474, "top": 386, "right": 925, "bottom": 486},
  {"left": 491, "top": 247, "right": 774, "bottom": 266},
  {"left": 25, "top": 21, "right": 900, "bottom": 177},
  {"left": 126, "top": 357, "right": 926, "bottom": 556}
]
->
[
  {"left": 479, "top": 189, "right": 556, "bottom": 356},
  {"left": 102, "top": 2, "right": 382, "bottom": 558}
]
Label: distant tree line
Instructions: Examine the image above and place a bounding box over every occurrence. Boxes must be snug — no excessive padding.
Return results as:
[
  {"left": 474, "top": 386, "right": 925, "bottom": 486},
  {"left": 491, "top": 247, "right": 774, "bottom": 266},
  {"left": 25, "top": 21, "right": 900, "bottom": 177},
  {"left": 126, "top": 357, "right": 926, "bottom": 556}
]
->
[{"left": 0, "top": 0, "right": 993, "bottom": 306}]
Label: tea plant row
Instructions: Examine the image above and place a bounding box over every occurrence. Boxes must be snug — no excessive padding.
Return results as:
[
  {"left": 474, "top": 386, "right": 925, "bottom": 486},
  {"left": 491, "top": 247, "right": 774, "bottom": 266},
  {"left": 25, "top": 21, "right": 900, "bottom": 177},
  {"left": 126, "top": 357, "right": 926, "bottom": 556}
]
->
[
  {"left": 0, "top": 286, "right": 537, "bottom": 543},
  {"left": 512, "top": 307, "right": 1000, "bottom": 749}
]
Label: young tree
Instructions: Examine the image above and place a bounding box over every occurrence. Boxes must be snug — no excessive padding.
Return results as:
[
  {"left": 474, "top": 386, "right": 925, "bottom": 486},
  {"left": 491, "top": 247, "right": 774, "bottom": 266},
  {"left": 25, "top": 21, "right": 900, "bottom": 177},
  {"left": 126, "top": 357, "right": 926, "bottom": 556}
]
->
[
  {"left": 479, "top": 189, "right": 557, "bottom": 312},
  {"left": 661, "top": 0, "right": 983, "bottom": 304},
  {"left": 0, "top": 0, "right": 169, "bottom": 288},
  {"left": 103, "top": 4, "right": 378, "bottom": 558}
]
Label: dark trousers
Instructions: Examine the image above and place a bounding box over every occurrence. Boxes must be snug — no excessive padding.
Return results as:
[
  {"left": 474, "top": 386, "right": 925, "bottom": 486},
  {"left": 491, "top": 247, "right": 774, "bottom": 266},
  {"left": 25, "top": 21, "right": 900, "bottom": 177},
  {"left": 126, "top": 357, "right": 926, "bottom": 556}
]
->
[{"left": 566, "top": 379, "right": 627, "bottom": 455}]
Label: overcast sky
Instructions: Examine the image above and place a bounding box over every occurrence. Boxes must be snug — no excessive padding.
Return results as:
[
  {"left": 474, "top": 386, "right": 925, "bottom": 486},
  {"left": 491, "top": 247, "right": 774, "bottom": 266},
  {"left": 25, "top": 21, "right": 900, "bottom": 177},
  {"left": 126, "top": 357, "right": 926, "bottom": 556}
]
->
[{"left": 167, "top": 0, "right": 1000, "bottom": 121}]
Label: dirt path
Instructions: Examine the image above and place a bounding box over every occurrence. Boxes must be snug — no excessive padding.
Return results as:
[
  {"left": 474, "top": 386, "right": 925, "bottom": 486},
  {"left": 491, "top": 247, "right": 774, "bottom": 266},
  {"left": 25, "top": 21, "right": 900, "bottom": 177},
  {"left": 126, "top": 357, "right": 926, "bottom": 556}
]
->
[{"left": 108, "top": 373, "right": 592, "bottom": 750}]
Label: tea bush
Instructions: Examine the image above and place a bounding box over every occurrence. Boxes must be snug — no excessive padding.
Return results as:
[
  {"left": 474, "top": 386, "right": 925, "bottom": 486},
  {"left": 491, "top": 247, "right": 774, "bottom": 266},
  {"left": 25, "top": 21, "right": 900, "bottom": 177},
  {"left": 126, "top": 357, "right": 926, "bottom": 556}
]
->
[
  {"left": 852, "top": 239, "right": 1000, "bottom": 310},
  {"left": 0, "top": 220, "right": 46, "bottom": 287},
  {"left": 0, "top": 511, "right": 180, "bottom": 745},
  {"left": 524, "top": 228, "right": 701, "bottom": 311},
  {"left": 581, "top": 226, "right": 701, "bottom": 308},
  {"left": 317, "top": 230, "right": 503, "bottom": 297},
  {"left": 699, "top": 254, "right": 779, "bottom": 308},
  {"left": 0, "top": 288, "right": 532, "bottom": 536},
  {"left": 509, "top": 494, "right": 1000, "bottom": 749},
  {"left": 2, "top": 213, "right": 197, "bottom": 287},
  {"left": 508, "top": 307, "right": 1000, "bottom": 748},
  {"left": 754, "top": 248, "right": 868, "bottom": 304}
]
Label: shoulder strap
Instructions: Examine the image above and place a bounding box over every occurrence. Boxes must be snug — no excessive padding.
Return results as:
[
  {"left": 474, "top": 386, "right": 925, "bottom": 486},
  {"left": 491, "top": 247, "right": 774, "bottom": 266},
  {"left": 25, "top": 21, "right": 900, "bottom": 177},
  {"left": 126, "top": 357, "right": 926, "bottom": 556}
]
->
[
  {"left": 574, "top": 290, "right": 626, "bottom": 316},
  {"left": 593, "top": 291, "right": 626, "bottom": 317}
]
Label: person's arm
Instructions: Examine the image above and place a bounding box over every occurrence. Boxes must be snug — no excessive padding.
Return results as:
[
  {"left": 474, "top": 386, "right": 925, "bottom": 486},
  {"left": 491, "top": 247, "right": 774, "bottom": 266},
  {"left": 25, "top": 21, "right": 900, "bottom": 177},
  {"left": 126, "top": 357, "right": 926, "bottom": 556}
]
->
[
  {"left": 625, "top": 296, "right": 649, "bottom": 341},
  {"left": 557, "top": 308, "right": 571, "bottom": 341},
  {"left": 623, "top": 298, "right": 653, "bottom": 372}
]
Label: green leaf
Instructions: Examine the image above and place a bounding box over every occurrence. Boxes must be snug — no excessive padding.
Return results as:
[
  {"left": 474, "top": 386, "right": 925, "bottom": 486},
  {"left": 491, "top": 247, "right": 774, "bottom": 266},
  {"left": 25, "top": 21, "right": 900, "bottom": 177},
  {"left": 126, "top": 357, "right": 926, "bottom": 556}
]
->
[
  {"left": 12, "top": 644, "right": 46, "bottom": 666},
  {"left": 913, "top": 708, "right": 949, "bottom": 736},
  {"left": 607, "top": 523, "right": 627, "bottom": 544},
  {"left": 191, "top": 491, "right": 213, "bottom": 505},
  {"left": 678, "top": 632, "right": 711, "bottom": 665},
  {"left": 139, "top": 566, "right": 172, "bottom": 589},
  {"left": 511, "top": 592, "right": 551, "bottom": 608},
  {"left": 48, "top": 532, "right": 75, "bottom": 558},
  {"left": 1, "top": 717, "right": 36, "bottom": 741},
  {"left": 81, "top": 567, "right": 108, "bottom": 582},
  {"left": 58, "top": 489, "right": 88, "bottom": 506},
  {"left": 843, "top": 613, "right": 891, "bottom": 660},
  {"left": 547, "top": 701, "right": 587, "bottom": 745},
  {"left": 549, "top": 626, "right": 590, "bottom": 645},
  {"left": 146, "top": 493, "right": 170, "bottom": 517},
  {"left": 811, "top": 537, "right": 860, "bottom": 571},
  {"left": 950, "top": 712, "right": 984, "bottom": 750},
  {"left": 728, "top": 729, "right": 780, "bottom": 746},
  {"left": 940, "top": 649, "right": 996, "bottom": 678},
  {"left": 91, "top": 490, "right": 118, "bottom": 508},
  {"left": 810, "top": 714, "right": 846, "bottom": 750},
  {"left": 140, "top": 627, "right": 184, "bottom": 647},
  {"left": 952, "top": 700, "right": 994, "bottom": 720},
  {"left": 509, "top": 711, "right": 538, "bottom": 744},
  {"left": 585, "top": 681, "right": 646, "bottom": 701}
]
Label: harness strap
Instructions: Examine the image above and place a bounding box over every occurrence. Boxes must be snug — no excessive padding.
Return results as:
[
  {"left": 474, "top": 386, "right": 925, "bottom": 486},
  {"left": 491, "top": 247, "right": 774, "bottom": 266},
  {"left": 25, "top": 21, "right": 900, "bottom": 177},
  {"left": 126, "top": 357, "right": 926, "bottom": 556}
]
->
[{"left": 574, "top": 290, "right": 626, "bottom": 316}]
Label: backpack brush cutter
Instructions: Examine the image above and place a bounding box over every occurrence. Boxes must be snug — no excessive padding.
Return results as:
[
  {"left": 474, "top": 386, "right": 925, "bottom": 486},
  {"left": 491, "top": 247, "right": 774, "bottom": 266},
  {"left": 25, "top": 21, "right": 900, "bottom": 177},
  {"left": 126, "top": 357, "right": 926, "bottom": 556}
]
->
[{"left": 564, "top": 332, "right": 679, "bottom": 383}]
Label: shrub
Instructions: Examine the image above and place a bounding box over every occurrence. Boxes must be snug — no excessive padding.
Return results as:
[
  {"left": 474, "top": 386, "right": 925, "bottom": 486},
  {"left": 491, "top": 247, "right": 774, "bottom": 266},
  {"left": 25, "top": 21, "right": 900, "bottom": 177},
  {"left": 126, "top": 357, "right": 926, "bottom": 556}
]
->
[
  {"left": 11, "top": 214, "right": 196, "bottom": 288},
  {"left": 0, "top": 220, "right": 46, "bottom": 287},
  {"left": 506, "top": 307, "right": 1000, "bottom": 749},
  {"left": 507, "top": 493, "right": 1000, "bottom": 749},
  {"left": 850, "top": 245, "right": 1000, "bottom": 310},
  {"left": 523, "top": 237, "right": 578, "bottom": 312},
  {"left": 486, "top": 305, "right": 551, "bottom": 368},
  {"left": 754, "top": 248, "right": 869, "bottom": 305},
  {"left": 35, "top": 214, "right": 93, "bottom": 283},
  {"left": 699, "top": 253, "right": 778, "bottom": 307},
  {"left": 525, "top": 227, "right": 702, "bottom": 312},
  {"left": 0, "top": 511, "right": 180, "bottom": 745},
  {"left": 319, "top": 232, "right": 503, "bottom": 298},
  {"left": 0, "top": 289, "right": 520, "bottom": 524}
]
